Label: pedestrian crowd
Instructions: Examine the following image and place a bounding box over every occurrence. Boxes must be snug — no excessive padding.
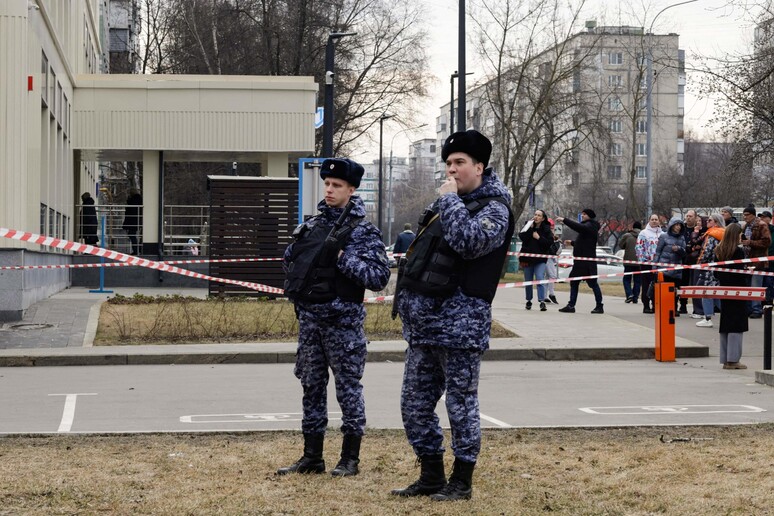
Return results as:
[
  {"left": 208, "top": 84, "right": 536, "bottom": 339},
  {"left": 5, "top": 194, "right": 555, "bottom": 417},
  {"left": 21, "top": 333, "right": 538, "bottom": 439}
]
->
[{"left": 618, "top": 206, "right": 770, "bottom": 370}]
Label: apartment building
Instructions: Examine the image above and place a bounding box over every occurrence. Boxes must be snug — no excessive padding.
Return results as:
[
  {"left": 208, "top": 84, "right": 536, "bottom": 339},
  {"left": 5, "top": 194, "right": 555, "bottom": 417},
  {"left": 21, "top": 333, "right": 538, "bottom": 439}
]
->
[
  {"left": 361, "top": 157, "right": 409, "bottom": 228},
  {"left": 436, "top": 23, "right": 684, "bottom": 219}
]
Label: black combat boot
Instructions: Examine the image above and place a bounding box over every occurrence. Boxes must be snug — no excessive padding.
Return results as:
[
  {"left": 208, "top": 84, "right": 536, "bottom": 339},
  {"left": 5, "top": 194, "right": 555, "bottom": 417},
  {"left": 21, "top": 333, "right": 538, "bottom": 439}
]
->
[
  {"left": 590, "top": 303, "right": 604, "bottom": 314},
  {"left": 330, "top": 434, "right": 361, "bottom": 477},
  {"left": 430, "top": 458, "right": 475, "bottom": 501},
  {"left": 276, "top": 433, "right": 325, "bottom": 475},
  {"left": 390, "top": 454, "right": 446, "bottom": 497}
]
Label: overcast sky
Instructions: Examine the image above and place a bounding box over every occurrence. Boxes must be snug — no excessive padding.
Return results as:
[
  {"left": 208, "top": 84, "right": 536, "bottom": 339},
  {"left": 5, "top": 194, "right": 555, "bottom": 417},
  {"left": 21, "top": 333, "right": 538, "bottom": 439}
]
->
[{"left": 357, "top": 0, "right": 759, "bottom": 163}]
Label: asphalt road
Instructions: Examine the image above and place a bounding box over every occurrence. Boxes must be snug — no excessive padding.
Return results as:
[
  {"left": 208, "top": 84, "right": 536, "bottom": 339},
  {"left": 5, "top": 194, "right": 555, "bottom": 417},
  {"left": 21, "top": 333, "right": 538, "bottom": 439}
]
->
[{"left": 1, "top": 358, "right": 772, "bottom": 435}]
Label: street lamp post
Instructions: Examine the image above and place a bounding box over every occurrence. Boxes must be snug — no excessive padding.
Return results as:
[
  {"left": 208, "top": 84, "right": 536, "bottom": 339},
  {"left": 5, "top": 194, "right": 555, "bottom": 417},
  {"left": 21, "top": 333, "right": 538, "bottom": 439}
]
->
[
  {"left": 458, "top": 0, "right": 466, "bottom": 132},
  {"left": 387, "top": 123, "right": 428, "bottom": 243},
  {"left": 645, "top": 0, "right": 696, "bottom": 216},
  {"left": 450, "top": 71, "right": 473, "bottom": 135},
  {"left": 378, "top": 113, "right": 394, "bottom": 236},
  {"left": 323, "top": 31, "right": 356, "bottom": 158}
]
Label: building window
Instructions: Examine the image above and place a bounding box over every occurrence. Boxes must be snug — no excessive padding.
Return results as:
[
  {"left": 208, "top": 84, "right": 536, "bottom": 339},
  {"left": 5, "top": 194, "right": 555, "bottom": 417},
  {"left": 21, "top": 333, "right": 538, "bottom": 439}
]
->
[
  {"left": 51, "top": 70, "right": 56, "bottom": 118},
  {"left": 48, "top": 208, "right": 55, "bottom": 238},
  {"left": 637, "top": 119, "right": 647, "bottom": 133},
  {"left": 573, "top": 67, "right": 581, "bottom": 92},
  {"left": 609, "top": 143, "right": 622, "bottom": 156},
  {"left": 63, "top": 94, "right": 69, "bottom": 135},
  {"left": 637, "top": 143, "right": 647, "bottom": 156},
  {"left": 40, "top": 204, "right": 47, "bottom": 235},
  {"left": 609, "top": 119, "right": 623, "bottom": 133},
  {"left": 609, "top": 52, "right": 623, "bottom": 65},
  {"left": 638, "top": 97, "right": 647, "bottom": 110},
  {"left": 608, "top": 97, "right": 622, "bottom": 111},
  {"left": 636, "top": 166, "right": 647, "bottom": 179},
  {"left": 41, "top": 52, "right": 48, "bottom": 107},
  {"left": 429, "top": 144, "right": 436, "bottom": 153},
  {"left": 607, "top": 165, "right": 622, "bottom": 179},
  {"left": 608, "top": 75, "right": 623, "bottom": 88}
]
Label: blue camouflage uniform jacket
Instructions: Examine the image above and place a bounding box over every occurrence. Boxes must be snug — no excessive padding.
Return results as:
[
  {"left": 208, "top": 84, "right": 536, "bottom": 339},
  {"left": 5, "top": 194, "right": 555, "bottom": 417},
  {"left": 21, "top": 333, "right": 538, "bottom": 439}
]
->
[
  {"left": 283, "top": 196, "right": 390, "bottom": 340},
  {"left": 398, "top": 171, "right": 512, "bottom": 351}
]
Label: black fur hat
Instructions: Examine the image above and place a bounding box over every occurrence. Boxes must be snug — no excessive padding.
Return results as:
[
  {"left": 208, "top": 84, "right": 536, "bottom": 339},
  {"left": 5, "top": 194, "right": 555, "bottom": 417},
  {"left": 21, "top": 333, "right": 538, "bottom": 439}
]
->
[
  {"left": 441, "top": 130, "right": 492, "bottom": 167},
  {"left": 582, "top": 208, "right": 597, "bottom": 219},
  {"left": 319, "top": 158, "right": 364, "bottom": 188}
]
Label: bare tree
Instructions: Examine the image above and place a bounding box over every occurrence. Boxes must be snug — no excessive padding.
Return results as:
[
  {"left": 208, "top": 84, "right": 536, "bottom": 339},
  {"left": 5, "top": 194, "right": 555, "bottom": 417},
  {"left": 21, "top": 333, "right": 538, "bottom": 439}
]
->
[
  {"left": 470, "top": 0, "right": 609, "bottom": 222},
  {"left": 695, "top": 1, "right": 774, "bottom": 207},
  {"left": 391, "top": 164, "right": 437, "bottom": 240},
  {"left": 153, "top": 0, "right": 430, "bottom": 156},
  {"left": 138, "top": 0, "right": 174, "bottom": 73}
]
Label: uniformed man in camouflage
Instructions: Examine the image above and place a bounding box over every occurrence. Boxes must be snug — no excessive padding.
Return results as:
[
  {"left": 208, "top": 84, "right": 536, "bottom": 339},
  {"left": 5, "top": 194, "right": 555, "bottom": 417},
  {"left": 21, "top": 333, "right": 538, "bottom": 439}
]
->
[
  {"left": 390, "top": 130, "right": 514, "bottom": 501},
  {"left": 278, "top": 158, "right": 390, "bottom": 477}
]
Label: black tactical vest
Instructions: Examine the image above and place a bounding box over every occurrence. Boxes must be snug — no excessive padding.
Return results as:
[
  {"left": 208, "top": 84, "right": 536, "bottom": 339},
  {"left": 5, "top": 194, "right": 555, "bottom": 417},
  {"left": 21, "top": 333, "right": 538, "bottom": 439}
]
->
[
  {"left": 398, "top": 196, "right": 514, "bottom": 303},
  {"left": 284, "top": 218, "right": 365, "bottom": 303}
]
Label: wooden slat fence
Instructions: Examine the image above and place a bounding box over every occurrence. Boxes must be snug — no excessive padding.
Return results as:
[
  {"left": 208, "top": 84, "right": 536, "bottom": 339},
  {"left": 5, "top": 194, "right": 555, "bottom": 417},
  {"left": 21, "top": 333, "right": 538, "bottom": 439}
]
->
[{"left": 207, "top": 176, "right": 298, "bottom": 297}]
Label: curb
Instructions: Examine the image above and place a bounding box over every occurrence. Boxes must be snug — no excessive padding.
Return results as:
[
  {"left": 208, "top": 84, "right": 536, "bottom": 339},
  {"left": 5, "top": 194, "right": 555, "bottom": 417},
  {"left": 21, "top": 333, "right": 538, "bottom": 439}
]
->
[
  {"left": 755, "top": 370, "right": 774, "bottom": 387},
  {"left": 0, "top": 345, "right": 708, "bottom": 367}
]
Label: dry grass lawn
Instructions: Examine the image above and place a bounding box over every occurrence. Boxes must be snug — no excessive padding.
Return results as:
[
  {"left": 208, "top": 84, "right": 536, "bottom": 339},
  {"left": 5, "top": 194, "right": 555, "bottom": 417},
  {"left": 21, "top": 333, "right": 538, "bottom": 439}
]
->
[
  {"left": 95, "top": 299, "right": 516, "bottom": 345},
  {"left": 1, "top": 426, "right": 773, "bottom": 514}
]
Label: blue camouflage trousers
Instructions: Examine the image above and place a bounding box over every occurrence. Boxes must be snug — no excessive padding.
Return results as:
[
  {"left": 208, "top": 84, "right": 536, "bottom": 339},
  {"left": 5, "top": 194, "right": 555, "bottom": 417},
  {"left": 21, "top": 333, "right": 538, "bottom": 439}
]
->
[
  {"left": 400, "top": 345, "right": 483, "bottom": 463},
  {"left": 294, "top": 317, "right": 367, "bottom": 436}
]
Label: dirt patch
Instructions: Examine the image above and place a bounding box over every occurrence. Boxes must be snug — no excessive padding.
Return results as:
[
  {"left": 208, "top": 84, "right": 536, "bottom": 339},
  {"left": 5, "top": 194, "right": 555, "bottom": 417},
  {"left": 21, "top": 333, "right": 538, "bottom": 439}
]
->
[{"left": 1, "top": 426, "right": 772, "bottom": 514}]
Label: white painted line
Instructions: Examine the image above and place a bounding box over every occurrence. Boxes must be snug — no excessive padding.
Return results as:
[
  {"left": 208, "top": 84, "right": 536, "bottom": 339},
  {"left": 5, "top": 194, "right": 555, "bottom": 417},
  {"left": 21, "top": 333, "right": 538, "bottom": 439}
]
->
[
  {"left": 179, "top": 412, "right": 342, "bottom": 424},
  {"left": 579, "top": 404, "right": 766, "bottom": 415},
  {"left": 480, "top": 412, "right": 513, "bottom": 428},
  {"left": 48, "top": 393, "right": 97, "bottom": 432},
  {"left": 440, "top": 395, "right": 511, "bottom": 428}
]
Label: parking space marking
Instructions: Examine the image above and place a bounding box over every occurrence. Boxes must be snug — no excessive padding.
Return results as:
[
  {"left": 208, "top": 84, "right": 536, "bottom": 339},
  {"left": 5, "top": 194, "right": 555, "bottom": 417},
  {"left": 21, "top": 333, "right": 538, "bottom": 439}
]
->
[
  {"left": 579, "top": 405, "right": 766, "bottom": 415},
  {"left": 180, "top": 412, "right": 342, "bottom": 424},
  {"left": 48, "top": 393, "right": 97, "bottom": 432}
]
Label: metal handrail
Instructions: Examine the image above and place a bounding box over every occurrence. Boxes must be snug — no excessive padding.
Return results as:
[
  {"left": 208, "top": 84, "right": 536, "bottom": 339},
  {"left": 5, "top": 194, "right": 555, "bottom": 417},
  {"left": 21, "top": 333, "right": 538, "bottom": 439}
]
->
[{"left": 75, "top": 204, "right": 209, "bottom": 255}]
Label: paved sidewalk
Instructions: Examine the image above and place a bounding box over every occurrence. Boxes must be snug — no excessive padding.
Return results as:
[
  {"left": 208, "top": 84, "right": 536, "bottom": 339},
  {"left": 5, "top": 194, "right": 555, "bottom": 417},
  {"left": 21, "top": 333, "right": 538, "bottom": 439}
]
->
[{"left": 3, "top": 284, "right": 773, "bottom": 387}]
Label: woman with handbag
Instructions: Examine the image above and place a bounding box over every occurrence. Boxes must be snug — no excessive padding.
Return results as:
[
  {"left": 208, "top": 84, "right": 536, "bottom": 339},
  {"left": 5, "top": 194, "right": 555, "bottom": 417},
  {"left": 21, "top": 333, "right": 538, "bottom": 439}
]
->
[
  {"left": 518, "top": 209, "right": 553, "bottom": 311},
  {"left": 695, "top": 214, "right": 726, "bottom": 328},
  {"left": 713, "top": 223, "right": 749, "bottom": 369}
]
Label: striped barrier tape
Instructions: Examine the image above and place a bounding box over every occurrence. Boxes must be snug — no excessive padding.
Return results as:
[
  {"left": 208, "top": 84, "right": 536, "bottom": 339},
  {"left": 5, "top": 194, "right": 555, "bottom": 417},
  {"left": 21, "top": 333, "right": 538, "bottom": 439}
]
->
[
  {"left": 0, "top": 256, "right": 282, "bottom": 271},
  {"left": 0, "top": 227, "right": 284, "bottom": 295},
  {"left": 2, "top": 226, "right": 770, "bottom": 303}
]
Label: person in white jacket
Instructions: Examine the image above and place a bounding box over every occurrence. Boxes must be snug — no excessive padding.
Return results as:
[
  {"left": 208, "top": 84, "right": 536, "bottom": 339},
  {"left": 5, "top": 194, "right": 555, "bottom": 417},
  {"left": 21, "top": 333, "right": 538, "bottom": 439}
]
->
[{"left": 635, "top": 214, "right": 664, "bottom": 313}]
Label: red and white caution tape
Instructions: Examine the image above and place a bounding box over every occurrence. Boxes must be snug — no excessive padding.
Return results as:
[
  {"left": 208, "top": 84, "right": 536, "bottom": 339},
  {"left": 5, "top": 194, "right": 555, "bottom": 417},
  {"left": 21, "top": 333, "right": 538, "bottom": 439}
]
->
[
  {"left": 0, "top": 256, "right": 282, "bottom": 271},
  {"left": 3, "top": 226, "right": 771, "bottom": 303},
  {"left": 0, "top": 228, "right": 284, "bottom": 295}
]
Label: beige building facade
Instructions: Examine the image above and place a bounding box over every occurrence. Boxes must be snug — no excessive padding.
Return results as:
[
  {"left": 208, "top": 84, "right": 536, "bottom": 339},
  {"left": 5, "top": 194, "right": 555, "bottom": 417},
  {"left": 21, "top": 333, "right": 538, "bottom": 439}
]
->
[{"left": 0, "top": 0, "right": 317, "bottom": 320}]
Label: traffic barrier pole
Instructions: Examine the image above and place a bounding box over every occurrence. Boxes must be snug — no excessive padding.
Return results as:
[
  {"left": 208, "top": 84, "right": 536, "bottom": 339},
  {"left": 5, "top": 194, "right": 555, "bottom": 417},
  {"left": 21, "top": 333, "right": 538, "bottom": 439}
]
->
[{"left": 654, "top": 273, "right": 675, "bottom": 362}]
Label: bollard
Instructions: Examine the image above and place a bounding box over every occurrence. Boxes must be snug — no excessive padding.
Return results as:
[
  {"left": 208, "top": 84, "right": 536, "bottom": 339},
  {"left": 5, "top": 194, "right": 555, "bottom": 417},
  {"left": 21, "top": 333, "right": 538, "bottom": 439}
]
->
[
  {"left": 89, "top": 214, "right": 113, "bottom": 294},
  {"left": 765, "top": 305, "right": 772, "bottom": 371},
  {"left": 654, "top": 273, "right": 675, "bottom": 362}
]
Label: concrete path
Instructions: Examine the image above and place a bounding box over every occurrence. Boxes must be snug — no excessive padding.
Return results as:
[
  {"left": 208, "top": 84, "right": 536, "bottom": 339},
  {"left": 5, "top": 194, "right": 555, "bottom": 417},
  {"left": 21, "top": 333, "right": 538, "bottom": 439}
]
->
[{"left": 0, "top": 285, "right": 771, "bottom": 385}]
